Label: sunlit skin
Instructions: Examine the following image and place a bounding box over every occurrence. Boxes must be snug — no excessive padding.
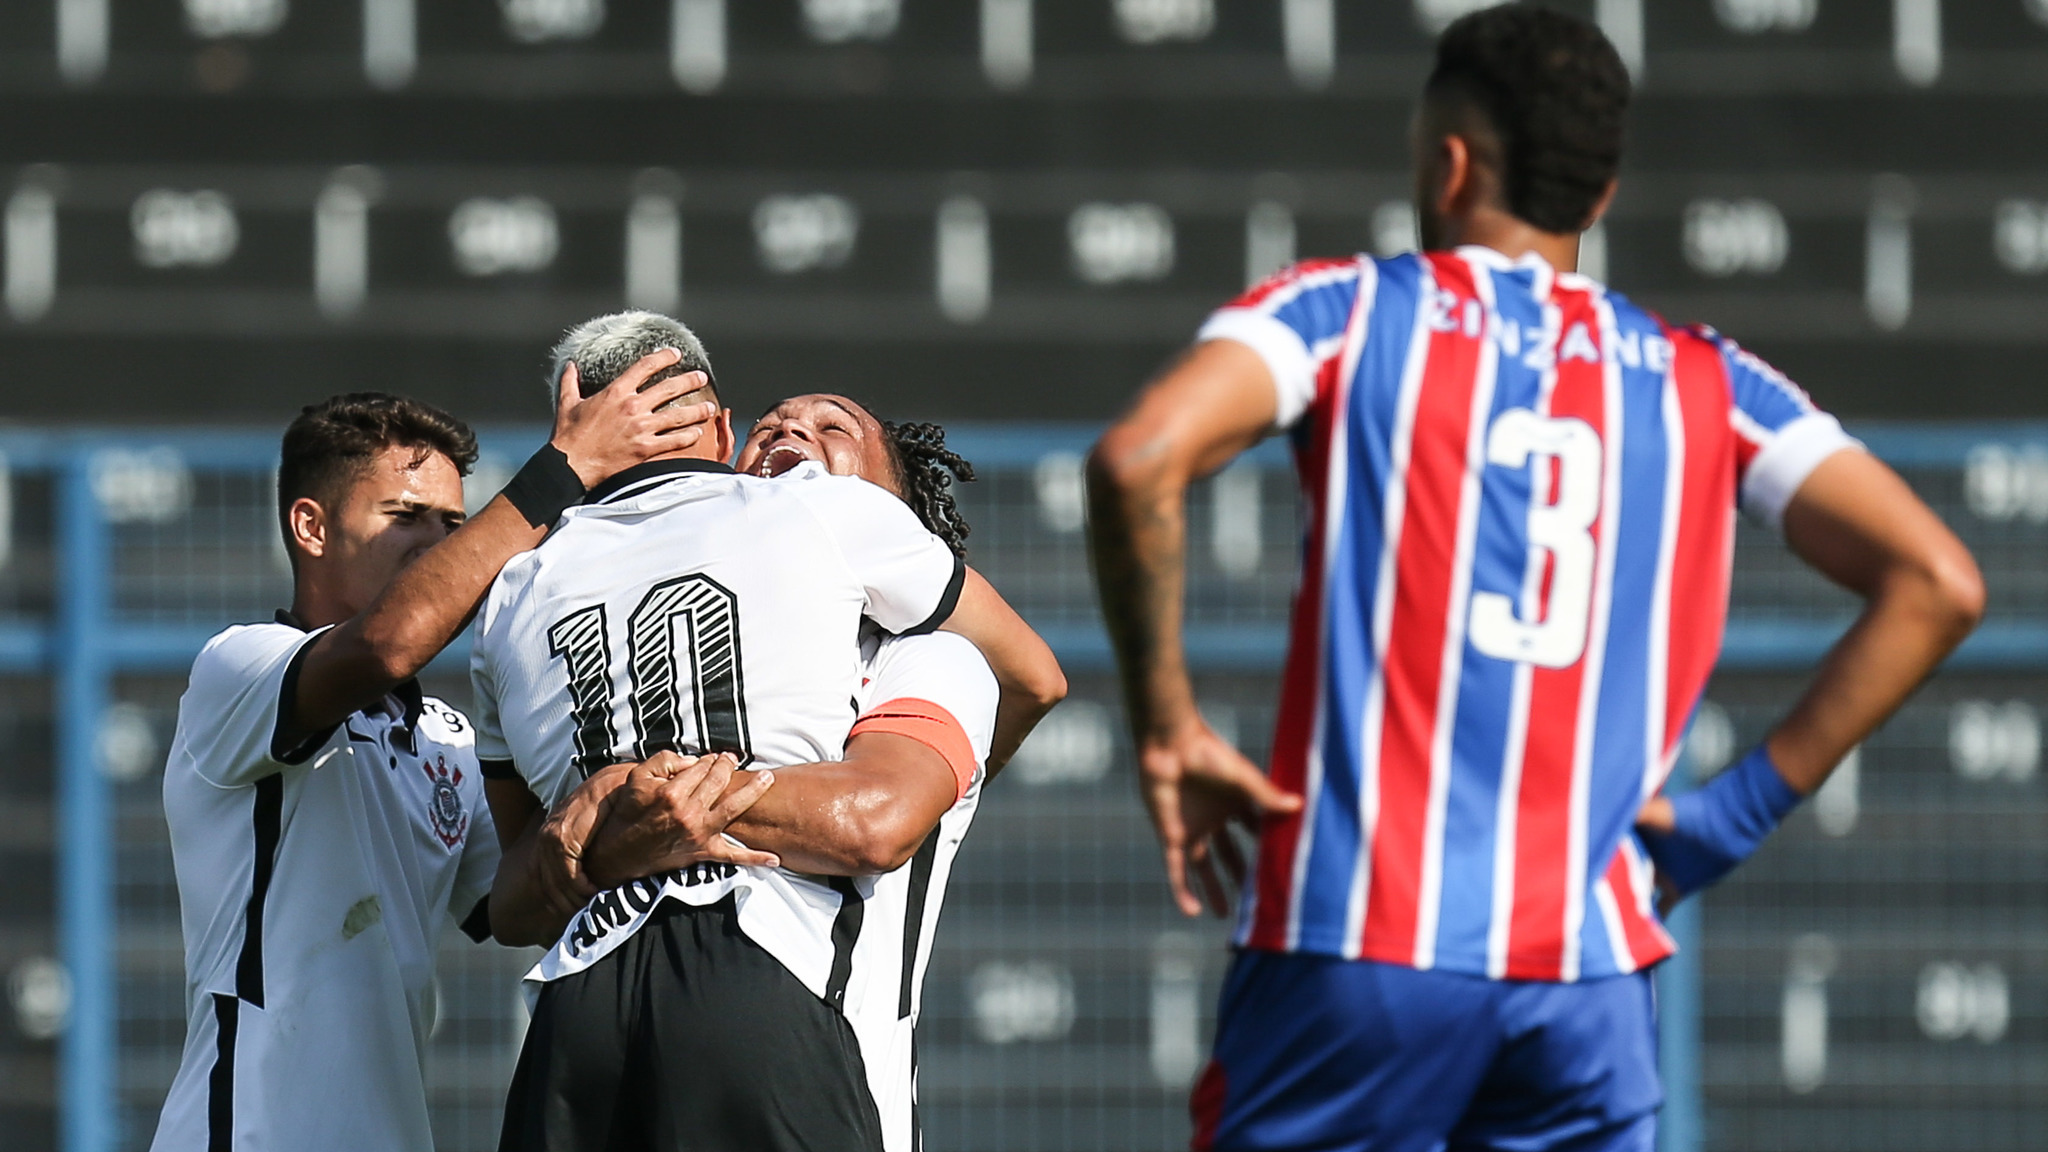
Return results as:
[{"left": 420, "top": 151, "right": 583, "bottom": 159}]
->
[
  {"left": 286, "top": 445, "right": 467, "bottom": 630},
  {"left": 736, "top": 393, "right": 898, "bottom": 492}
]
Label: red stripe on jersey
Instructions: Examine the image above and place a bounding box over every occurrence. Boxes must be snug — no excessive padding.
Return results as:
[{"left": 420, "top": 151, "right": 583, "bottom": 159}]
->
[
  {"left": 1602, "top": 845, "right": 1675, "bottom": 970},
  {"left": 1358, "top": 253, "right": 1486, "bottom": 963},
  {"left": 1502, "top": 286, "right": 1607, "bottom": 982},
  {"left": 1663, "top": 330, "right": 1737, "bottom": 764},
  {"left": 1233, "top": 256, "right": 1360, "bottom": 310},
  {"left": 1190, "top": 1060, "right": 1227, "bottom": 1152},
  {"left": 1248, "top": 282, "right": 1357, "bottom": 950}
]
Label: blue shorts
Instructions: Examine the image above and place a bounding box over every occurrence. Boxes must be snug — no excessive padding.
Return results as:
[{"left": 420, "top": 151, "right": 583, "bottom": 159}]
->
[{"left": 1192, "top": 952, "right": 1661, "bottom": 1152}]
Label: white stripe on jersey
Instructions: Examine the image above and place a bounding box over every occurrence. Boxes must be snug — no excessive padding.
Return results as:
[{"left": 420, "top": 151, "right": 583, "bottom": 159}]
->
[
  {"left": 1558, "top": 294, "right": 1627, "bottom": 984},
  {"left": 1413, "top": 252, "right": 1503, "bottom": 971},
  {"left": 1645, "top": 368, "right": 1687, "bottom": 801},
  {"left": 1348, "top": 255, "right": 1438, "bottom": 956}
]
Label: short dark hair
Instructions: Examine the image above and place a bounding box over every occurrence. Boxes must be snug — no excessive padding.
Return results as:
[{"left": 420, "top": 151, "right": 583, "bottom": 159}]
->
[
  {"left": 880, "top": 420, "right": 976, "bottom": 559},
  {"left": 278, "top": 392, "right": 478, "bottom": 555},
  {"left": 1424, "top": 5, "right": 1631, "bottom": 234}
]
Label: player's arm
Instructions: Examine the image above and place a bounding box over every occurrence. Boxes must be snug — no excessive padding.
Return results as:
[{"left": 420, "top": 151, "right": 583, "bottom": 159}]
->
[
  {"left": 278, "top": 352, "right": 710, "bottom": 748},
  {"left": 483, "top": 772, "right": 603, "bottom": 948},
  {"left": 1086, "top": 339, "right": 1303, "bottom": 917},
  {"left": 484, "top": 756, "right": 779, "bottom": 947},
  {"left": 1639, "top": 449, "right": 1984, "bottom": 894},
  {"left": 942, "top": 567, "right": 1066, "bottom": 774},
  {"left": 584, "top": 733, "right": 959, "bottom": 882}
]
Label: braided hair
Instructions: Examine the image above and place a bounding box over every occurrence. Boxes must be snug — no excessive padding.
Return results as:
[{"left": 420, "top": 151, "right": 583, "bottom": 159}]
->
[{"left": 881, "top": 420, "right": 976, "bottom": 559}]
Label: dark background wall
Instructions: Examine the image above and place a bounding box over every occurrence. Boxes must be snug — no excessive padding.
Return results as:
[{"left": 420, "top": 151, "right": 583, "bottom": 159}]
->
[{"left": 2, "top": 1, "right": 2046, "bottom": 428}]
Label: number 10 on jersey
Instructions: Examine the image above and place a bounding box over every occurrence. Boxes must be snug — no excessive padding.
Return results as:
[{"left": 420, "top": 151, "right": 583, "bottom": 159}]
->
[{"left": 546, "top": 573, "right": 754, "bottom": 776}]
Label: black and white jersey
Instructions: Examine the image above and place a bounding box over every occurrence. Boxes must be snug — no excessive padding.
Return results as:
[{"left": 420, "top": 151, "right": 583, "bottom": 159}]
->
[
  {"left": 469, "top": 458, "right": 967, "bottom": 999},
  {"left": 150, "top": 614, "right": 497, "bottom": 1152},
  {"left": 840, "top": 630, "right": 998, "bottom": 1152}
]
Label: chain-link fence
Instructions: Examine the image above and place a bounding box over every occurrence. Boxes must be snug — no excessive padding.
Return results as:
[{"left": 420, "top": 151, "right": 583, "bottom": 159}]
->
[{"left": 0, "top": 423, "right": 2043, "bottom": 1152}]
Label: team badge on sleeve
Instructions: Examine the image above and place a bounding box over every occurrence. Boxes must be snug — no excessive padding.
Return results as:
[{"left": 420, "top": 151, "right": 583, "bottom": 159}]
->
[{"left": 421, "top": 755, "right": 469, "bottom": 848}]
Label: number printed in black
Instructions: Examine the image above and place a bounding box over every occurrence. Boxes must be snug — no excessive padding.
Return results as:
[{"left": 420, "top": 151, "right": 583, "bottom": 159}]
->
[
  {"left": 546, "top": 604, "right": 614, "bottom": 777},
  {"left": 546, "top": 574, "right": 752, "bottom": 776},
  {"left": 627, "top": 574, "right": 752, "bottom": 762}
]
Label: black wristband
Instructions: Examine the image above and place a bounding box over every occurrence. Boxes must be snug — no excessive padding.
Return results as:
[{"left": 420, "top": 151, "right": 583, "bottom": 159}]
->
[{"left": 501, "top": 444, "right": 586, "bottom": 528}]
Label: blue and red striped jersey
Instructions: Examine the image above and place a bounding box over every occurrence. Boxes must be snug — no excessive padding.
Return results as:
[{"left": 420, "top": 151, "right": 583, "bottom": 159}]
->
[{"left": 1200, "top": 247, "right": 1858, "bottom": 982}]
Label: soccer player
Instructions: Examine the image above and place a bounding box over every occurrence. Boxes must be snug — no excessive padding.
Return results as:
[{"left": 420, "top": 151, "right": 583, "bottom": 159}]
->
[
  {"left": 150, "top": 365, "right": 712, "bottom": 1152},
  {"left": 486, "top": 390, "right": 1060, "bottom": 1152},
  {"left": 472, "top": 316, "right": 1033, "bottom": 1151},
  {"left": 738, "top": 394, "right": 1067, "bottom": 771},
  {"left": 1086, "top": 7, "right": 1984, "bottom": 1150}
]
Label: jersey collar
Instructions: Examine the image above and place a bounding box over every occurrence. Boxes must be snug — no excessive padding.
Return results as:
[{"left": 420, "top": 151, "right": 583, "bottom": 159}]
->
[
  {"left": 583, "top": 457, "right": 735, "bottom": 506},
  {"left": 274, "top": 608, "right": 426, "bottom": 739}
]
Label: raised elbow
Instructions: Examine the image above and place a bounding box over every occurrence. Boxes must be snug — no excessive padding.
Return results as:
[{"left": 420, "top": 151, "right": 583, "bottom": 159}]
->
[
  {"left": 1888, "top": 537, "right": 1986, "bottom": 643},
  {"left": 1020, "top": 655, "right": 1068, "bottom": 715},
  {"left": 1034, "top": 667, "right": 1070, "bottom": 713},
  {"left": 1088, "top": 426, "right": 1178, "bottom": 500},
  {"left": 1928, "top": 546, "right": 1987, "bottom": 635}
]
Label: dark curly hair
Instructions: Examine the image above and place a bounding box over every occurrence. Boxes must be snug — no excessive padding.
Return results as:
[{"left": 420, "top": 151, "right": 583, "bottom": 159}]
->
[
  {"left": 278, "top": 392, "right": 478, "bottom": 559},
  {"left": 880, "top": 420, "right": 976, "bottom": 559},
  {"left": 1425, "top": 5, "right": 1631, "bottom": 235}
]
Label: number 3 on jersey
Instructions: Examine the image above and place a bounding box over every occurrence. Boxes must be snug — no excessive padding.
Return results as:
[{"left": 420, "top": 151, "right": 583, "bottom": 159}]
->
[
  {"left": 1467, "top": 409, "right": 1603, "bottom": 670},
  {"left": 546, "top": 573, "right": 753, "bottom": 776}
]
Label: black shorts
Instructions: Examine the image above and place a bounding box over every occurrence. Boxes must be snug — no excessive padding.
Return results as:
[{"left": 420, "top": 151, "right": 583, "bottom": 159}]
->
[{"left": 499, "top": 896, "right": 885, "bottom": 1152}]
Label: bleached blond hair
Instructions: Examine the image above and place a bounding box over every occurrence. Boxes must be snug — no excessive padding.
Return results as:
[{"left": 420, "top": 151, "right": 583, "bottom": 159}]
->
[{"left": 546, "top": 310, "right": 715, "bottom": 404}]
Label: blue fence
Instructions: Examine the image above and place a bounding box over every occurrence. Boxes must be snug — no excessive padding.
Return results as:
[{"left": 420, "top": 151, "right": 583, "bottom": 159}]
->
[{"left": 1, "top": 421, "right": 2043, "bottom": 1152}]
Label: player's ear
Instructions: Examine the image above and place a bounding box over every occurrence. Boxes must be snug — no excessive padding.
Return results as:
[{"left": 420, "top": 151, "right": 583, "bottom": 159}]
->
[
  {"left": 1435, "top": 133, "right": 1475, "bottom": 220},
  {"left": 715, "top": 409, "right": 736, "bottom": 465},
  {"left": 288, "top": 496, "right": 329, "bottom": 560},
  {"left": 1579, "top": 178, "right": 1619, "bottom": 233}
]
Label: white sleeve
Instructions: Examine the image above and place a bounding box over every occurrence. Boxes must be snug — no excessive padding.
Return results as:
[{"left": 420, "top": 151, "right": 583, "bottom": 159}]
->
[
  {"left": 468, "top": 632, "right": 511, "bottom": 764},
  {"left": 1198, "top": 309, "right": 1320, "bottom": 430},
  {"left": 863, "top": 633, "right": 1000, "bottom": 769},
  {"left": 1738, "top": 412, "right": 1864, "bottom": 532},
  {"left": 176, "top": 623, "right": 335, "bottom": 788},
  {"left": 794, "top": 475, "right": 967, "bottom": 636}
]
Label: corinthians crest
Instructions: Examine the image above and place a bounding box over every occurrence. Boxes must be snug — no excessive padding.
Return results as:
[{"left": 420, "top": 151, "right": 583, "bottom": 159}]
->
[{"left": 420, "top": 755, "right": 468, "bottom": 848}]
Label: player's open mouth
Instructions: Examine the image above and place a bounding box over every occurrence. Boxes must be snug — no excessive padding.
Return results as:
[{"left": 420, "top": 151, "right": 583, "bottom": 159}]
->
[{"left": 753, "top": 442, "right": 815, "bottom": 478}]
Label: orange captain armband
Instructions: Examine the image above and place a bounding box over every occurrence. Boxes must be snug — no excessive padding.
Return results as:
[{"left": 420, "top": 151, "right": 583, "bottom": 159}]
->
[{"left": 848, "top": 697, "right": 980, "bottom": 801}]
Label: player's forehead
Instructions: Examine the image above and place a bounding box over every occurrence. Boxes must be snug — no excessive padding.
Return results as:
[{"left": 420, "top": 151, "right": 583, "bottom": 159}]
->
[
  {"left": 755, "top": 393, "right": 879, "bottom": 431},
  {"left": 346, "top": 443, "right": 465, "bottom": 509}
]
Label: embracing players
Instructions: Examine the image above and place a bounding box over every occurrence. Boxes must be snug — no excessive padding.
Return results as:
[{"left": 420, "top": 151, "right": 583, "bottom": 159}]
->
[
  {"left": 150, "top": 359, "right": 709, "bottom": 1151},
  {"left": 1087, "top": 7, "right": 1984, "bottom": 1150},
  {"left": 472, "top": 313, "right": 1062, "bottom": 1152}
]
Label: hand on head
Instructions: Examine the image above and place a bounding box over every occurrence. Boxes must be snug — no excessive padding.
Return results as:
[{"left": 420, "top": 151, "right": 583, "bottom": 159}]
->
[{"left": 550, "top": 349, "right": 724, "bottom": 487}]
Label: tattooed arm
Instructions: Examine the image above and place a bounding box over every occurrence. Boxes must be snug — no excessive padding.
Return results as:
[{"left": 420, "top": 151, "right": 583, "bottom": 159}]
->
[{"left": 1085, "top": 339, "right": 1304, "bottom": 918}]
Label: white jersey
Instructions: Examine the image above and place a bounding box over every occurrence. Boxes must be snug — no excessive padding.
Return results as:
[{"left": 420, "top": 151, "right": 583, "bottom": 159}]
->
[
  {"left": 469, "top": 458, "right": 966, "bottom": 996},
  {"left": 151, "top": 615, "right": 497, "bottom": 1152},
  {"left": 839, "top": 630, "right": 998, "bottom": 1152}
]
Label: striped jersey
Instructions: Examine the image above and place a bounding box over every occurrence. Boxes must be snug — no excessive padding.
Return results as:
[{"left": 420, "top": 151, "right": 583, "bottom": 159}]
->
[{"left": 1200, "top": 246, "right": 1858, "bottom": 982}]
